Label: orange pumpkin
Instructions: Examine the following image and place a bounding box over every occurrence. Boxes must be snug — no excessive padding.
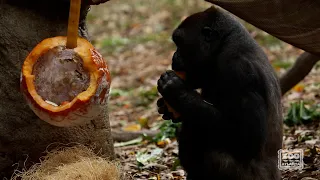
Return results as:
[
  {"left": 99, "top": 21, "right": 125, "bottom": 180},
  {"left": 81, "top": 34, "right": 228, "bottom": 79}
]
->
[{"left": 20, "top": 36, "right": 111, "bottom": 127}]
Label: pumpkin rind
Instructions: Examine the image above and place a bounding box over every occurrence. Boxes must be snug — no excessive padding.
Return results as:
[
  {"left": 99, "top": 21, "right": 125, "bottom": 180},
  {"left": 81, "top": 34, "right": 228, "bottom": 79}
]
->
[{"left": 20, "top": 36, "right": 111, "bottom": 127}]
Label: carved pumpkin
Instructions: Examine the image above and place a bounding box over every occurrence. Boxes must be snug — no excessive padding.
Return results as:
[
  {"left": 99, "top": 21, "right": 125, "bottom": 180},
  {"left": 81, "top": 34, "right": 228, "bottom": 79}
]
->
[{"left": 20, "top": 36, "right": 111, "bottom": 127}]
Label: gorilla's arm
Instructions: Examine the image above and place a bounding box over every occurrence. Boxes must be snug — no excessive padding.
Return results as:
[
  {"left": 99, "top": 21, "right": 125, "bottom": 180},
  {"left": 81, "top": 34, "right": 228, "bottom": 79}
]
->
[{"left": 157, "top": 70, "right": 219, "bottom": 123}]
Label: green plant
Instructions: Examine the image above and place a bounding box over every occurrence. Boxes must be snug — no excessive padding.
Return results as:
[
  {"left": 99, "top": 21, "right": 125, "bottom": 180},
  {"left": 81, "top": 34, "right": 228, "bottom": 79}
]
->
[
  {"left": 284, "top": 101, "right": 320, "bottom": 126},
  {"left": 135, "top": 86, "right": 159, "bottom": 107},
  {"left": 152, "top": 120, "right": 182, "bottom": 142}
]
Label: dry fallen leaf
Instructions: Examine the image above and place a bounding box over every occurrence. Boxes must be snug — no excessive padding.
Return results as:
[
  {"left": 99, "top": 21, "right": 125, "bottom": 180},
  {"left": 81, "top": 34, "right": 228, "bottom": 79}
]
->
[
  {"left": 122, "top": 124, "right": 141, "bottom": 132},
  {"left": 138, "top": 116, "right": 149, "bottom": 128},
  {"left": 157, "top": 138, "right": 171, "bottom": 148},
  {"left": 293, "top": 84, "right": 305, "bottom": 92}
]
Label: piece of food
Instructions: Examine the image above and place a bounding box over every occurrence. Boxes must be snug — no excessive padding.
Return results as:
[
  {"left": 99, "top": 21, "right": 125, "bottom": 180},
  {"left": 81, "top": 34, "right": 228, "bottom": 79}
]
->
[
  {"left": 165, "top": 71, "right": 186, "bottom": 119},
  {"left": 20, "top": 36, "right": 111, "bottom": 127}
]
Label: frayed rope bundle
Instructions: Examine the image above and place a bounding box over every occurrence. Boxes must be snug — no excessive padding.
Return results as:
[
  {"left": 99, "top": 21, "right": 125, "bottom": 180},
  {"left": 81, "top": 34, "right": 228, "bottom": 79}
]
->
[{"left": 11, "top": 145, "right": 121, "bottom": 180}]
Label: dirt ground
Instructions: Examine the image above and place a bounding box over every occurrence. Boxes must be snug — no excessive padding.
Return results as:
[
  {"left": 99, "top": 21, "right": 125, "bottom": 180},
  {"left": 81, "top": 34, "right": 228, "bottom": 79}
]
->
[{"left": 87, "top": 1, "right": 320, "bottom": 179}]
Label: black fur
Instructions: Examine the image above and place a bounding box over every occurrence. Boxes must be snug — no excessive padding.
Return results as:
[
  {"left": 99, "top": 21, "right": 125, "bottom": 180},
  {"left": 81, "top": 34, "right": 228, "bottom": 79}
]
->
[{"left": 157, "top": 6, "right": 283, "bottom": 180}]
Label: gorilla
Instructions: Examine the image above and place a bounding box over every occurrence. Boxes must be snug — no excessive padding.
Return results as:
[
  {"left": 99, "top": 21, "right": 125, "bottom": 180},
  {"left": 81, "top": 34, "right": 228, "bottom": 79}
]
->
[{"left": 157, "top": 6, "right": 283, "bottom": 180}]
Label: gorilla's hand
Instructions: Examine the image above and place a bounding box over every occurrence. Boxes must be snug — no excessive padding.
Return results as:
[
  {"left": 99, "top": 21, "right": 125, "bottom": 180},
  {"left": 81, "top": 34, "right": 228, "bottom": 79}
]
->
[
  {"left": 158, "top": 70, "right": 188, "bottom": 101},
  {"left": 157, "top": 70, "right": 190, "bottom": 119},
  {"left": 157, "top": 97, "right": 182, "bottom": 123}
]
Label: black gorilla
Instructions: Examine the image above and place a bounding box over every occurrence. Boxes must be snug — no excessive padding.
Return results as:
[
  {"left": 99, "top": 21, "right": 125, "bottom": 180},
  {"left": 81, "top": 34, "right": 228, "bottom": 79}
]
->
[{"left": 157, "top": 6, "right": 283, "bottom": 180}]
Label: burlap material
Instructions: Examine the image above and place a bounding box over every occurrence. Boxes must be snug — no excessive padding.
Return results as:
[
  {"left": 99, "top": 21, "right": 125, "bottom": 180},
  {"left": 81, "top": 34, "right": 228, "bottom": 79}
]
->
[{"left": 206, "top": 0, "right": 320, "bottom": 56}]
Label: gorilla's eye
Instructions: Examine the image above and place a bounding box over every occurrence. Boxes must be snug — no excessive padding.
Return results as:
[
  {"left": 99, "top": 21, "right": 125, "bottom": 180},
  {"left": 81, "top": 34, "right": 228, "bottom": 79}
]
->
[{"left": 201, "top": 27, "right": 214, "bottom": 41}]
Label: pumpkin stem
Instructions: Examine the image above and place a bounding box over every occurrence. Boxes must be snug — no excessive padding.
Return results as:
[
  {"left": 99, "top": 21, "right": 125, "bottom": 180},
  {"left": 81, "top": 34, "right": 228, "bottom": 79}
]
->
[{"left": 66, "top": 0, "right": 81, "bottom": 49}]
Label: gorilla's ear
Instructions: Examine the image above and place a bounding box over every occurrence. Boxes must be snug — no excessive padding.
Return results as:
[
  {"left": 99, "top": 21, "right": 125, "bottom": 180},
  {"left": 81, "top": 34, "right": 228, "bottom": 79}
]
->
[
  {"left": 201, "top": 27, "right": 214, "bottom": 42},
  {"left": 202, "top": 26, "right": 220, "bottom": 42},
  {"left": 202, "top": 6, "right": 220, "bottom": 42}
]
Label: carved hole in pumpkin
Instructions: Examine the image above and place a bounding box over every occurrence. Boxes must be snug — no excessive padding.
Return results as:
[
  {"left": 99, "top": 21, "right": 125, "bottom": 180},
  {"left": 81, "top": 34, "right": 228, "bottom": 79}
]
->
[{"left": 32, "top": 46, "right": 90, "bottom": 106}]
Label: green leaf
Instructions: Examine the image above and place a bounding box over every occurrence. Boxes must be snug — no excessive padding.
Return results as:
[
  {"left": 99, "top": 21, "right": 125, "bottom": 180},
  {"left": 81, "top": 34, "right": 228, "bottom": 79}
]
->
[
  {"left": 110, "top": 88, "right": 131, "bottom": 98},
  {"left": 136, "top": 148, "right": 163, "bottom": 166},
  {"left": 299, "top": 101, "right": 312, "bottom": 120},
  {"left": 152, "top": 121, "right": 181, "bottom": 142}
]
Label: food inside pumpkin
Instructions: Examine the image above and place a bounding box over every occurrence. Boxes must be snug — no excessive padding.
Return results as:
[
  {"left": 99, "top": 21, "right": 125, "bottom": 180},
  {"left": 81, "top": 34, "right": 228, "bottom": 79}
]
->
[{"left": 33, "top": 46, "right": 90, "bottom": 106}]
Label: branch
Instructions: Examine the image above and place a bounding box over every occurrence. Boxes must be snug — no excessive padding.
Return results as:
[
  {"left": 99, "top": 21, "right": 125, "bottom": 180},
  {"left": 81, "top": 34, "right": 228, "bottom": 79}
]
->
[
  {"left": 280, "top": 52, "right": 319, "bottom": 95},
  {"left": 111, "top": 130, "right": 160, "bottom": 142}
]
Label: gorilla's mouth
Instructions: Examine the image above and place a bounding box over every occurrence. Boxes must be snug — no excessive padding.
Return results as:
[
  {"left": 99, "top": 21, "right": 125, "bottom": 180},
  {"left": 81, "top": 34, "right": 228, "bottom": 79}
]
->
[
  {"left": 171, "top": 51, "right": 201, "bottom": 89},
  {"left": 172, "top": 51, "right": 186, "bottom": 71}
]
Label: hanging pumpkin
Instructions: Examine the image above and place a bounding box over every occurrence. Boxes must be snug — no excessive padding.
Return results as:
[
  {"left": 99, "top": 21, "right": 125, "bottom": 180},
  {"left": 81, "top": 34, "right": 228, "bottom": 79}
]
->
[
  {"left": 20, "top": 0, "right": 111, "bottom": 127},
  {"left": 20, "top": 36, "right": 111, "bottom": 127}
]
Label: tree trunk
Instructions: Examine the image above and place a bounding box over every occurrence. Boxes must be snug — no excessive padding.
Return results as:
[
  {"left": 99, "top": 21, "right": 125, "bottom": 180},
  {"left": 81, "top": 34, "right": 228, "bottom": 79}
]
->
[
  {"left": 206, "top": 0, "right": 320, "bottom": 56},
  {"left": 0, "top": 1, "right": 114, "bottom": 178}
]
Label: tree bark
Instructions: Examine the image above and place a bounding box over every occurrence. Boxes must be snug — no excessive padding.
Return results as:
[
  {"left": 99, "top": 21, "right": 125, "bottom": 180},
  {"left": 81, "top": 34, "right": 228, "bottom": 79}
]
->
[
  {"left": 280, "top": 52, "right": 320, "bottom": 95},
  {"left": 0, "top": 1, "right": 114, "bottom": 178}
]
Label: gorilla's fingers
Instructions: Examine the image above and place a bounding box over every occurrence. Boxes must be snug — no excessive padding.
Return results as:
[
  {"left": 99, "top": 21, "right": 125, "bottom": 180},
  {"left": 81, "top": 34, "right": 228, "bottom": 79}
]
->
[
  {"left": 157, "top": 79, "right": 164, "bottom": 94},
  {"left": 165, "top": 70, "right": 177, "bottom": 77}
]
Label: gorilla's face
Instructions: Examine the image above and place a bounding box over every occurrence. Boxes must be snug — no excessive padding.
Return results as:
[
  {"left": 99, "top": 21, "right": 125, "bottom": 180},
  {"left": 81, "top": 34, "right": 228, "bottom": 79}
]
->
[{"left": 171, "top": 7, "right": 223, "bottom": 89}]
